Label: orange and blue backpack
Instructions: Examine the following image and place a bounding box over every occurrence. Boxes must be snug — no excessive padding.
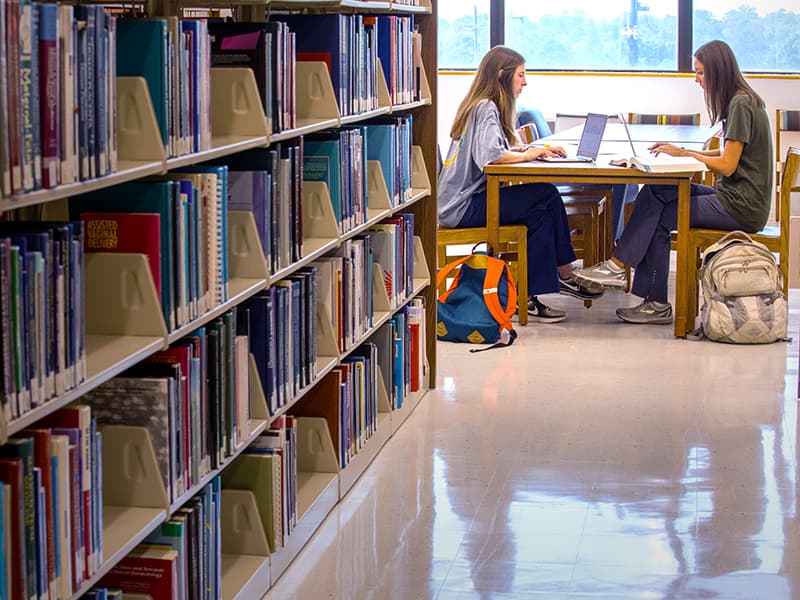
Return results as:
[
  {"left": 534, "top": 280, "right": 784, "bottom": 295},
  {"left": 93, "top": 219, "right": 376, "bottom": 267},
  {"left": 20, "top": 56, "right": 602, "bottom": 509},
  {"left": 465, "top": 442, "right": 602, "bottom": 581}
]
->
[{"left": 436, "top": 247, "right": 518, "bottom": 352}]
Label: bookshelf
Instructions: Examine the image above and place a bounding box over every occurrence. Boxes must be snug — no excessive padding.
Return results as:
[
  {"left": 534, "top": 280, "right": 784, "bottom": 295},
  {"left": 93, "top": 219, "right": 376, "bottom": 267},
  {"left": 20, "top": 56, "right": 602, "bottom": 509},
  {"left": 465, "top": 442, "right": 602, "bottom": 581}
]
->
[{"left": 0, "top": 0, "right": 437, "bottom": 598}]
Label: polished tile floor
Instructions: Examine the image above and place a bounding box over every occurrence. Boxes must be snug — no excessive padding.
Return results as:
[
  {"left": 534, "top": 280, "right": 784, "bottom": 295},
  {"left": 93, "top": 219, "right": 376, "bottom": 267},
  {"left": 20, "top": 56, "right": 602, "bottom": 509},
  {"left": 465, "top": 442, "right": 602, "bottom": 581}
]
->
[{"left": 266, "top": 285, "right": 800, "bottom": 600}]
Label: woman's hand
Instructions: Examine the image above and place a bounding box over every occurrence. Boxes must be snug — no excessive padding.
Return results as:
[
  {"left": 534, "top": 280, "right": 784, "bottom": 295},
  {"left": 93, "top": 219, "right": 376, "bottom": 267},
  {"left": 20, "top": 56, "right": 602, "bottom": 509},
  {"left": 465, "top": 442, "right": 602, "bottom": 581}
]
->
[
  {"left": 523, "top": 145, "right": 567, "bottom": 161},
  {"left": 648, "top": 142, "right": 686, "bottom": 157}
]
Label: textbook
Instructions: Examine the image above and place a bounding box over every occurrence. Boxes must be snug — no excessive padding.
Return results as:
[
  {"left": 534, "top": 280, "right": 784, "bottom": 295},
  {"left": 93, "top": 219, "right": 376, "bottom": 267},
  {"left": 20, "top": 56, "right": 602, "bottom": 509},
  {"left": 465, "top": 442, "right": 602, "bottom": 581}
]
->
[{"left": 609, "top": 154, "right": 705, "bottom": 173}]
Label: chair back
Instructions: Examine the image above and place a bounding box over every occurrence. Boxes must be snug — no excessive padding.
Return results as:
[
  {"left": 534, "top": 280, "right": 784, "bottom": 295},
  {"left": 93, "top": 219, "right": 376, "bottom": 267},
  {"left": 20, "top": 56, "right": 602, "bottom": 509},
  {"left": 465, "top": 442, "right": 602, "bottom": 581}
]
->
[
  {"left": 627, "top": 112, "right": 701, "bottom": 126},
  {"left": 778, "top": 147, "right": 800, "bottom": 232}
]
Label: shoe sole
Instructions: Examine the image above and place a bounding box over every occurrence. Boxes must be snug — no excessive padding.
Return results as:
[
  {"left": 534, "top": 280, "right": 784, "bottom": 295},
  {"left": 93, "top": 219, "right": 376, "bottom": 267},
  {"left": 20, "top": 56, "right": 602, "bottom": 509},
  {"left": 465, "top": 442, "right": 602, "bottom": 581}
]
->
[
  {"left": 616, "top": 312, "right": 672, "bottom": 325},
  {"left": 560, "top": 287, "right": 605, "bottom": 301},
  {"left": 574, "top": 273, "right": 628, "bottom": 290},
  {"left": 528, "top": 313, "right": 567, "bottom": 323}
]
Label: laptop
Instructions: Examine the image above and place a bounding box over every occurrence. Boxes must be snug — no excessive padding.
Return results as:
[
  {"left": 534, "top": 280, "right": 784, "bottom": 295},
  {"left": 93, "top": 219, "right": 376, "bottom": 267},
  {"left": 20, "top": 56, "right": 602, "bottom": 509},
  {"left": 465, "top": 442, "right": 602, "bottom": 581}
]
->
[
  {"left": 618, "top": 112, "right": 639, "bottom": 157},
  {"left": 539, "top": 112, "right": 608, "bottom": 163}
]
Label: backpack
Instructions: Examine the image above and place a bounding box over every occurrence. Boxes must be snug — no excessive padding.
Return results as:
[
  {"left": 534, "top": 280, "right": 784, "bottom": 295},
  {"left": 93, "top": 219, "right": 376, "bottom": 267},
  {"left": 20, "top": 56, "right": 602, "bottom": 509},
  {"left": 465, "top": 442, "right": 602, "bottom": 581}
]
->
[
  {"left": 436, "top": 247, "right": 518, "bottom": 351},
  {"left": 697, "top": 230, "right": 788, "bottom": 344}
]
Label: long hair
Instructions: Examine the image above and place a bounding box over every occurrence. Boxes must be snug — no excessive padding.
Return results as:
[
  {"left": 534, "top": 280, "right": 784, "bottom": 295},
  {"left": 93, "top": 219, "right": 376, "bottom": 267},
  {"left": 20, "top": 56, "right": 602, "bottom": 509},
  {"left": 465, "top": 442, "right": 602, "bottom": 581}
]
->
[
  {"left": 450, "top": 46, "right": 525, "bottom": 144},
  {"left": 694, "top": 40, "right": 764, "bottom": 124}
]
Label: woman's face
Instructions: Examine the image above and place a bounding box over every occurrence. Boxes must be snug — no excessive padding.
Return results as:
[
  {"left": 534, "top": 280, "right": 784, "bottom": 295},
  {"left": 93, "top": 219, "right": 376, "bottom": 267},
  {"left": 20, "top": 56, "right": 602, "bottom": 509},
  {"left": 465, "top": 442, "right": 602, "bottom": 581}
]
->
[
  {"left": 693, "top": 57, "right": 705, "bottom": 90},
  {"left": 512, "top": 64, "right": 527, "bottom": 98}
]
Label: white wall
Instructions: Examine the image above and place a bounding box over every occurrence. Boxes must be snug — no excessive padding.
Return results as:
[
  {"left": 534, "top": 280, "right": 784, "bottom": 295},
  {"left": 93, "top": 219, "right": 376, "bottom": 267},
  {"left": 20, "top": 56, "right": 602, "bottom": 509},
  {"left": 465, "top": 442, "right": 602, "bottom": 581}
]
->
[{"left": 437, "top": 72, "right": 800, "bottom": 158}]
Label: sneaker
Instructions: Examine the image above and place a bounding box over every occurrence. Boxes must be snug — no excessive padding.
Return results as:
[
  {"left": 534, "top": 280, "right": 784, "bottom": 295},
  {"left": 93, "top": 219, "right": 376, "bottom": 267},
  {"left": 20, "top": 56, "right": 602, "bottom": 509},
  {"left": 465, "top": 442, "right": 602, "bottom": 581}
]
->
[
  {"left": 559, "top": 276, "right": 605, "bottom": 301},
  {"left": 616, "top": 300, "right": 673, "bottom": 325},
  {"left": 573, "top": 260, "right": 628, "bottom": 290},
  {"left": 527, "top": 296, "right": 567, "bottom": 323}
]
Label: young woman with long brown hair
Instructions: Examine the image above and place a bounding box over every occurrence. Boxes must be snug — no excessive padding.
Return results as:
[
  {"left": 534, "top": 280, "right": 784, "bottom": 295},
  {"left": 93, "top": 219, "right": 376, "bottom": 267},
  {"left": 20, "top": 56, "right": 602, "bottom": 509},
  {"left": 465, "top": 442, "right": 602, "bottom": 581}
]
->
[
  {"left": 438, "top": 46, "right": 602, "bottom": 323},
  {"left": 574, "top": 39, "right": 773, "bottom": 325}
]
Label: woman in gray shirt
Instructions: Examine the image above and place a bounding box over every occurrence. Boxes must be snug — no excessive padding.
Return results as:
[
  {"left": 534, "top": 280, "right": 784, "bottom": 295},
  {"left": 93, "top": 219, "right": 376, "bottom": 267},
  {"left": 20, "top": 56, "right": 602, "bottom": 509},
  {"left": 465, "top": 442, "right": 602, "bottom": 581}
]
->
[
  {"left": 438, "top": 46, "right": 602, "bottom": 323},
  {"left": 574, "top": 39, "right": 773, "bottom": 325}
]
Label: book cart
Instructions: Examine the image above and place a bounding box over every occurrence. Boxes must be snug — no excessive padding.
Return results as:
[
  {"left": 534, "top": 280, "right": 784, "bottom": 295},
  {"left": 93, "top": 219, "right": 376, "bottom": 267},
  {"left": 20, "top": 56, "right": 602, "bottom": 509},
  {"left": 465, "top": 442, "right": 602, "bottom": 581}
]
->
[{"left": 0, "top": 0, "right": 437, "bottom": 597}]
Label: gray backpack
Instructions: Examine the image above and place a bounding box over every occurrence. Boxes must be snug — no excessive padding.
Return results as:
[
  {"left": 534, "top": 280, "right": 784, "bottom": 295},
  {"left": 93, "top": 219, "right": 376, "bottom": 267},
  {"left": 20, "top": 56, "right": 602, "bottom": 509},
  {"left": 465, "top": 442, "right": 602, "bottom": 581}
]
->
[{"left": 698, "top": 231, "right": 788, "bottom": 344}]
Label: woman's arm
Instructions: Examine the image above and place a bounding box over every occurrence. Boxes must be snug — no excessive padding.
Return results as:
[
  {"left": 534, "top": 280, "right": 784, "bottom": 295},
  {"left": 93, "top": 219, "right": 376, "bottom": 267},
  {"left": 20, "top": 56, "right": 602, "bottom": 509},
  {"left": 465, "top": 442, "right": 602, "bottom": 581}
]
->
[
  {"left": 491, "top": 145, "right": 567, "bottom": 164},
  {"left": 648, "top": 140, "right": 743, "bottom": 177}
]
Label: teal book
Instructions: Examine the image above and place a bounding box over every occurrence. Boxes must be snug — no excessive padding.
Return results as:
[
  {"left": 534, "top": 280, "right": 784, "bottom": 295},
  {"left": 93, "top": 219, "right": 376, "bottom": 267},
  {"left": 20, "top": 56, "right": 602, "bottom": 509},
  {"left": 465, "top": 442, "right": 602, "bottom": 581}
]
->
[
  {"left": 0, "top": 482, "right": 5, "bottom": 600},
  {"left": 116, "top": 19, "right": 169, "bottom": 152},
  {"left": 303, "top": 139, "right": 342, "bottom": 232},
  {"left": 365, "top": 124, "right": 397, "bottom": 206},
  {"left": 69, "top": 181, "right": 177, "bottom": 331}
]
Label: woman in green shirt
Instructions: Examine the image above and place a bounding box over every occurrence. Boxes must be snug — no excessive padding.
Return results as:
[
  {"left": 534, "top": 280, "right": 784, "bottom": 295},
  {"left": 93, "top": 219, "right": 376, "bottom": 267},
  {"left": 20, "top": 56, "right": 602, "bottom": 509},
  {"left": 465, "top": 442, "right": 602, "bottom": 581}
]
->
[{"left": 574, "top": 39, "right": 773, "bottom": 325}]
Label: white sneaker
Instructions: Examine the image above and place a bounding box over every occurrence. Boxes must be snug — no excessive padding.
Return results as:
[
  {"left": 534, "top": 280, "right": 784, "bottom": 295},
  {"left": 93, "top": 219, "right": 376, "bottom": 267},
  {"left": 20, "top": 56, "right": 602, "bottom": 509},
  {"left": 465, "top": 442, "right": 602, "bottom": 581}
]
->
[{"left": 573, "top": 261, "right": 628, "bottom": 290}]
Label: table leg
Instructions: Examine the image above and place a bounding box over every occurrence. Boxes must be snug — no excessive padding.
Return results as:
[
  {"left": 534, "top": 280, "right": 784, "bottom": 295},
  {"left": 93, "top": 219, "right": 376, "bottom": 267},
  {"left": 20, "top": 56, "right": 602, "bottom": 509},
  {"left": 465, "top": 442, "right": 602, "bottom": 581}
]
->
[
  {"left": 486, "top": 176, "right": 500, "bottom": 255},
  {"left": 673, "top": 178, "right": 691, "bottom": 337}
]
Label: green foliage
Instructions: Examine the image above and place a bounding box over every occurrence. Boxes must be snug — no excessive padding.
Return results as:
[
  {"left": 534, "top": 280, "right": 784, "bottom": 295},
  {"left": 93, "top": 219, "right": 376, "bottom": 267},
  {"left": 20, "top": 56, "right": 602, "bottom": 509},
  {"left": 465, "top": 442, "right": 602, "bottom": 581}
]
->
[{"left": 439, "top": 7, "right": 800, "bottom": 72}]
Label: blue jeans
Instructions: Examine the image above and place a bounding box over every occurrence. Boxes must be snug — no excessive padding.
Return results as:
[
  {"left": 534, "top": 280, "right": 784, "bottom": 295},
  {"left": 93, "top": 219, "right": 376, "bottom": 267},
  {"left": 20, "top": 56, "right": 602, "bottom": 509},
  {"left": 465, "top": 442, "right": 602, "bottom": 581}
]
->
[
  {"left": 614, "top": 184, "right": 744, "bottom": 303},
  {"left": 457, "top": 183, "right": 576, "bottom": 296}
]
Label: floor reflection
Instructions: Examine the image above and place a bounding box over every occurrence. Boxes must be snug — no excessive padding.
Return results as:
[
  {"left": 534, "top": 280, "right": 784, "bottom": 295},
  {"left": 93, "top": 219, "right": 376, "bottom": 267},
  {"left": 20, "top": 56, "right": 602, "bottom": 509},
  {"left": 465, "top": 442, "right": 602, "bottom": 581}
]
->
[{"left": 266, "top": 290, "right": 800, "bottom": 600}]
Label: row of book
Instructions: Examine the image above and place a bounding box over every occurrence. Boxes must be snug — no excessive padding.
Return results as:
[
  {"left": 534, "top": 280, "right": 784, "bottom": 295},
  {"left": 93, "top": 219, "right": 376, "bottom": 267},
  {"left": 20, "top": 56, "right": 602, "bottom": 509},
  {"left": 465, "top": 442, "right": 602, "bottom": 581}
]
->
[
  {"left": 82, "top": 308, "right": 250, "bottom": 504},
  {"left": 243, "top": 267, "right": 318, "bottom": 419},
  {"left": 304, "top": 116, "right": 413, "bottom": 238},
  {"left": 0, "top": 222, "right": 86, "bottom": 423},
  {"left": 0, "top": 405, "right": 102, "bottom": 600},
  {"left": 223, "top": 416, "right": 297, "bottom": 554},
  {"left": 95, "top": 477, "right": 221, "bottom": 600},
  {"left": 217, "top": 142, "right": 302, "bottom": 276},
  {"left": 117, "top": 17, "right": 212, "bottom": 158},
  {"left": 70, "top": 164, "right": 230, "bottom": 333},
  {"left": 0, "top": 3, "right": 117, "bottom": 196}
]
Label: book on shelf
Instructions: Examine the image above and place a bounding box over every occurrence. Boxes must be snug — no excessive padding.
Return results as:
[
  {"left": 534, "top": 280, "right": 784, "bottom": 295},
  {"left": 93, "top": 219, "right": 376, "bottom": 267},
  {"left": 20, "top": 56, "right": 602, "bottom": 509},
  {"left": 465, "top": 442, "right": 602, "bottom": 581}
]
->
[
  {"left": 0, "top": 437, "right": 36, "bottom": 600},
  {"left": 0, "top": 457, "right": 25, "bottom": 600},
  {"left": 98, "top": 545, "right": 178, "bottom": 600},
  {"left": 79, "top": 212, "right": 162, "bottom": 298},
  {"left": 608, "top": 154, "right": 706, "bottom": 173}
]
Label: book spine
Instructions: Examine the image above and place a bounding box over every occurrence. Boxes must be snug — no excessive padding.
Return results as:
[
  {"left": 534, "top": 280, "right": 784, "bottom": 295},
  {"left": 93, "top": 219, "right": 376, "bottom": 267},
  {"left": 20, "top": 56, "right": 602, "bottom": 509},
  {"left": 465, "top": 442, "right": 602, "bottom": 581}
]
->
[
  {"left": 18, "top": 0, "right": 34, "bottom": 191},
  {"left": 0, "top": 0, "right": 10, "bottom": 197},
  {"left": 29, "top": 2, "right": 40, "bottom": 190},
  {"left": 6, "top": 0, "right": 23, "bottom": 193},
  {"left": 36, "top": 3, "right": 61, "bottom": 188}
]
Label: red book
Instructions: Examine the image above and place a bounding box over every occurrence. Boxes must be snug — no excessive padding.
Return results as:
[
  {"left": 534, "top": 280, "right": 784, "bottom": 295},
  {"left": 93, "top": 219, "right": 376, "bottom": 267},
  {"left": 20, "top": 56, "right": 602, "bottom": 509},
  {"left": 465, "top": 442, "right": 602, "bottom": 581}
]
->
[
  {"left": 79, "top": 212, "right": 162, "bottom": 298},
  {"left": 0, "top": 457, "right": 27, "bottom": 600},
  {"left": 38, "top": 3, "right": 60, "bottom": 188},
  {"left": 24, "top": 428, "right": 56, "bottom": 598},
  {"left": 408, "top": 321, "right": 420, "bottom": 392},
  {"left": 98, "top": 546, "right": 178, "bottom": 600}
]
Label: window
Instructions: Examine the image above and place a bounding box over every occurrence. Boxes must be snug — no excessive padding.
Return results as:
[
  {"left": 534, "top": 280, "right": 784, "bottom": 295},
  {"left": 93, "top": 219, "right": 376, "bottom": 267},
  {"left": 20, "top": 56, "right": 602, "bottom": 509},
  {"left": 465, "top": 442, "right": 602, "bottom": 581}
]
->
[
  {"left": 438, "top": 0, "right": 490, "bottom": 69},
  {"left": 504, "top": 0, "right": 678, "bottom": 71},
  {"left": 438, "top": 1, "right": 800, "bottom": 73},
  {"left": 693, "top": 1, "right": 800, "bottom": 72}
]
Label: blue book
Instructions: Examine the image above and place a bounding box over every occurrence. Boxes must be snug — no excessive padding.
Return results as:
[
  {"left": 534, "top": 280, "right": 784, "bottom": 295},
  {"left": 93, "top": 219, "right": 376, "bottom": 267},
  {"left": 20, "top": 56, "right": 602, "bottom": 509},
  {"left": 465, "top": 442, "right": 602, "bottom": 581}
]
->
[
  {"left": 390, "top": 313, "right": 405, "bottom": 409},
  {"left": 303, "top": 138, "right": 343, "bottom": 232},
  {"left": 116, "top": 19, "right": 169, "bottom": 152},
  {"left": 365, "top": 124, "right": 397, "bottom": 206},
  {"left": 228, "top": 170, "right": 270, "bottom": 268},
  {"left": 75, "top": 6, "right": 97, "bottom": 180},
  {"left": 49, "top": 455, "right": 59, "bottom": 593},
  {"left": 180, "top": 20, "right": 201, "bottom": 152},
  {"left": 33, "top": 467, "right": 46, "bottom": 600},
  {"left": 242, "top": 288, "right": 277, "bottom": 415},
  {"left": 70, "top": 181, "right": 177, "bottom": 331},
  {"left": 94, "top": 6, "right": 108, "bottom": 176},
  {"left": 278, "top": 14, "right": 349, "bottom": 116}
]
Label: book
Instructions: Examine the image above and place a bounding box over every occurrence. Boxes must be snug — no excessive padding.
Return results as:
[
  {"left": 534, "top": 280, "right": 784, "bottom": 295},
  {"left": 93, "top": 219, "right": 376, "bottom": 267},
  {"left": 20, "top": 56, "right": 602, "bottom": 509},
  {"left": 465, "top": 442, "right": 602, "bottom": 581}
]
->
[
  {"left": 98, "top": 545, "right": 178, "bottom": 600},
  {"left": 608, "top": 154, "right": 705, "bottom": 173},
  {"left": 0, "top": 458, "right": 26, "bottom": 600},
  {"left": 0, "top": 437, "right": 36, "bottom": 600},
  {"left": 79, "top": 212, "right": 162, "bottom": 298}
]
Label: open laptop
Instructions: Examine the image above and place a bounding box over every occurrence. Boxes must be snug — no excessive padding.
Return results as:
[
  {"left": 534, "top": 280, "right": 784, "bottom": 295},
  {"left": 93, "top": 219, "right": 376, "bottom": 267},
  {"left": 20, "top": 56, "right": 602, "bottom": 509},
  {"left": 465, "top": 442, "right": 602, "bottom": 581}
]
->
[
  {"left": 538, "top": 112, "right": 608, "bottom": 162},
  {"left": 618, "top": 112, "right": 639, "bottom": 157}
]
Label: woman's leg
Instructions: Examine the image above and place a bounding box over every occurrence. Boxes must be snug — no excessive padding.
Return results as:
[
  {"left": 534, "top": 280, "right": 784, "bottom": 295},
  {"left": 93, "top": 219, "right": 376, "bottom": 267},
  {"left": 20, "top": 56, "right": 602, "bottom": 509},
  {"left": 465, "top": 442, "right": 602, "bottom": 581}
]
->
[
  {"left": 459, "top": 183, "right": 577, "bottom": 296},
  {"left": 581, "top": 183, "right": 741, "bottom": 303}
]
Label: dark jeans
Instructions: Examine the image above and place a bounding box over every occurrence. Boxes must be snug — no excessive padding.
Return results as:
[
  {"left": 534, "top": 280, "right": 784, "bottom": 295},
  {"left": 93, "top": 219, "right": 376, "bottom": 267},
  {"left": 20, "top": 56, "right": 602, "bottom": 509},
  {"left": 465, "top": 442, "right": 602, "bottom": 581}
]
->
[
  {"left": 614, "top": 183, "right": 744, "bottom": 303},
  {"left": 457, "top": 183, "right": 576, "bottom": 296}
]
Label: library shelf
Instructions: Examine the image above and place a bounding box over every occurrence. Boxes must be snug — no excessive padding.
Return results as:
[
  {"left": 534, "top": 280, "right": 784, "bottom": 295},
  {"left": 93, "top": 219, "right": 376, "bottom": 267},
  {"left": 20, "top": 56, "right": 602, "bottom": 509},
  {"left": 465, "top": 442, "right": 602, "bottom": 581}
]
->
[
  {"left": 269, "top": 416, "right": 340, "bottom": 583},
  {"left": 220, "top": 489, "right": 271, "bottom": 600}
]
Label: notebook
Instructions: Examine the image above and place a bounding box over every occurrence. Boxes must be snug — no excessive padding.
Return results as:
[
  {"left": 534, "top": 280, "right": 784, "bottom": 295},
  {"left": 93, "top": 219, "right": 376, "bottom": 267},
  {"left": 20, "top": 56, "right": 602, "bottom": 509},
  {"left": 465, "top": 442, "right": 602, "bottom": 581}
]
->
[{"left": 539, "top": 113, "right": 608, "bottom": 163}]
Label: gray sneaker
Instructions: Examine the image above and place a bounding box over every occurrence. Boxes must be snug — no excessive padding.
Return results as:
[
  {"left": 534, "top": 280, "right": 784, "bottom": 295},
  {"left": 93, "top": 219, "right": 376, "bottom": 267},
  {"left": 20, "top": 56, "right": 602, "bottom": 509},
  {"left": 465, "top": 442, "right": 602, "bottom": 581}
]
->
[
  {"left": 528, "top": 297, "right": 566, "bottom": 323},
  {"left": 616, "top": 300, "right": 673, "bottom": 324},
  {"left": 573, "top": 261, "right": 628, "bottom": 289}
]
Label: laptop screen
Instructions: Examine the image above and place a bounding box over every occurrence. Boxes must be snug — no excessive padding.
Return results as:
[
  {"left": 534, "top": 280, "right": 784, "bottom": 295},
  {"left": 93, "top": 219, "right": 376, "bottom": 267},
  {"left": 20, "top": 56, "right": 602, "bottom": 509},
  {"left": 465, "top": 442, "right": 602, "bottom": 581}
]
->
[{"left": 576, "top": 113, "right": 608, "bottom": 159}]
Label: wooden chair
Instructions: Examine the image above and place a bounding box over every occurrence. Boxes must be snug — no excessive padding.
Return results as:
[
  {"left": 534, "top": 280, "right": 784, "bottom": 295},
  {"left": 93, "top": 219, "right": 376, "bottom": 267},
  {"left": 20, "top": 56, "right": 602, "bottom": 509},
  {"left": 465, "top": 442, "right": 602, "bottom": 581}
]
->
[
  {"left": 774, "top": 109, "right": 800, "bottom": 219},
  {"left": 678, "top": 146, "right": 799, "bottom": 329},
  {"left": 437, "top": 225, "right": 529, "bottom": 325}
]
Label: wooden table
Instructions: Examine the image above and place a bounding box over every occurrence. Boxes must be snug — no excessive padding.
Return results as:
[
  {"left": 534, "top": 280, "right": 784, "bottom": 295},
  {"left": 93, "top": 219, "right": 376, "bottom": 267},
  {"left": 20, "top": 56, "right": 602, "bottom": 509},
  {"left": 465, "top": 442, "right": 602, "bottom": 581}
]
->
[{"left": 485, "top": 124, "right": 716, "bottom": 337}]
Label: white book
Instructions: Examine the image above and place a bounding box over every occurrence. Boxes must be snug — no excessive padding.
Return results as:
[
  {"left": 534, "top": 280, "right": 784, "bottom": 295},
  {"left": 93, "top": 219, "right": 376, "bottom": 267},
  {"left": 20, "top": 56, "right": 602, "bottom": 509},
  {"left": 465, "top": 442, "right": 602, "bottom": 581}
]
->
[
  {"left": 609, "top": 154, "right": 706, "bottom": 173},
  {"left": 50, "top": 434, "right": 72, "bottom": 600}
]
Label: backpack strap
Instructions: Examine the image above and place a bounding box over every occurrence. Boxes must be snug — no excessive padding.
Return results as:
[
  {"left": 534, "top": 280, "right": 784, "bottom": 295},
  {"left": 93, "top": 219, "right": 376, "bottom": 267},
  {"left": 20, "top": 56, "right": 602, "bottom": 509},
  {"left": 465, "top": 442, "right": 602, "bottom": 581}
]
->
[
  {"left": 436, "top": 254, "right": 473, "bottom": 302},
  {"left": 481, "top": 256, "right": 517, "bottom": 333}
]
